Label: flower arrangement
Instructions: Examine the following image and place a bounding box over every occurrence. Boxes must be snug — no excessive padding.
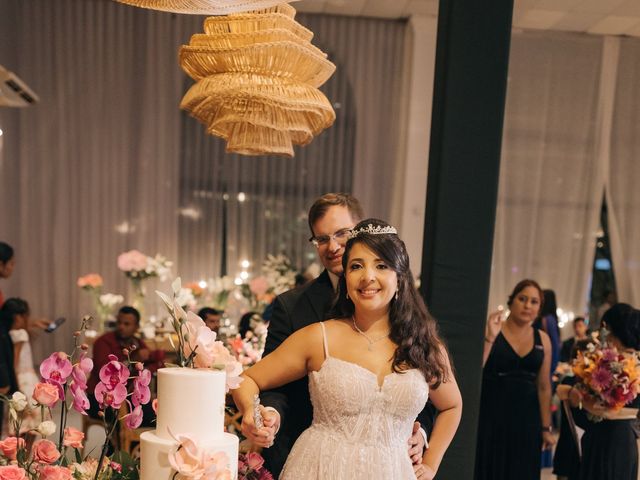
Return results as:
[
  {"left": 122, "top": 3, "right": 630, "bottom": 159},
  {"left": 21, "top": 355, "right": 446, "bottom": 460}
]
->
[
  {"left": 117, "top": 251, "right": 172, "bottom": 282},
  {"left": 572, "top": 334, "right": 640, "bottom": 419},
  {"left": 226, "top": 321, "right": 268, "bottom": 367},
  {"left": 156, "top": 278, "right": 243, "bottom": 391},
  {"left": 0, "top": 318, "right": 149, "bottom": 480},
  {"left": 77, "top": 274, "right": 123, "bottom": 332},
  {"left": 237, "top": 453, "right": 272, "bottom": 480},
  {"left": 117, "top": 250, "right": 172, "bottom": 312},
  {"left": 239, "top": 255, "right": 296, "bottom": 315},
  {"left": 260, "top": 255, "right": 296, "bottom": 296}
]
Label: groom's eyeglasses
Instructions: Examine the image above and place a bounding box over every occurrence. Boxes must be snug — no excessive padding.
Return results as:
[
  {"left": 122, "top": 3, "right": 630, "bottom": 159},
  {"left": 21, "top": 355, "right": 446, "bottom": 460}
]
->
[{"left": 309, "top": 228, "right": 353, "bottom": 248}]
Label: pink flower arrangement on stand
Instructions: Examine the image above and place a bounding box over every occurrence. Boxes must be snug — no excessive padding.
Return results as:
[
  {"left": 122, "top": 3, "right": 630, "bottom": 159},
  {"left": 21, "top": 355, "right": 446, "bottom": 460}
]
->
[
  {"left": 118, "top": 250, "right": 172, "bottom": 315},
  {"left": 0, "top": 317, "right": 151, "bottom": 480}
]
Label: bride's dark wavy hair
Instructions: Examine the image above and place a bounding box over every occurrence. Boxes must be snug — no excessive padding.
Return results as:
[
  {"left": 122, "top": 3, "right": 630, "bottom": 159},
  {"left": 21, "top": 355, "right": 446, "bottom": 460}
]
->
[{"left": 328, "top": 218, "right": 450, "bottom": 387}]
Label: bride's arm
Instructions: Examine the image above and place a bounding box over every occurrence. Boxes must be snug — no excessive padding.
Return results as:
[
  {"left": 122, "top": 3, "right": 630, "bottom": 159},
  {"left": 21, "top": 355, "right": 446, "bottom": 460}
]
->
[
  {"left": 231, "top": 323, "right": 322, "bottom": 446},
  {"left": 420, "top": 348, "right": 462, "bottom": 477}
]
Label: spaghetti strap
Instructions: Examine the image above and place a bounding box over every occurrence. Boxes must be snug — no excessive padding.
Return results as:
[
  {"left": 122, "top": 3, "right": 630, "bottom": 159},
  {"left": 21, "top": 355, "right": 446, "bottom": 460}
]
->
[
  {"left": 533, "top": 327, "right": 542, "bottom": 346},
  {"left": 319, "top": 322, "right": 330, "bottom": 359}
]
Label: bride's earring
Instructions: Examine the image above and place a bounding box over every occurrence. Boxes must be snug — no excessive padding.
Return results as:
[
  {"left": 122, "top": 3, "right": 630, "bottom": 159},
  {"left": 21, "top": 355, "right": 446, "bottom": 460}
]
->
[
  {"left": 346, "top": 292, "right": 349, "bottom": 300},
  {"left": 395, "top": 290, "right": 399, "bottom": 300}
]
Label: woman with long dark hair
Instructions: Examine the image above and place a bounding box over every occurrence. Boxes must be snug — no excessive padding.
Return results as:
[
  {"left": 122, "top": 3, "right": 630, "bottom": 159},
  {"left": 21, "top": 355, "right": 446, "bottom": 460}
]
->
[
  {"left": 232, "top": 219, "right": 462, "bottom": 479},
  {"left": 475, "top": 279, "right": 555, "bottom": 480}
]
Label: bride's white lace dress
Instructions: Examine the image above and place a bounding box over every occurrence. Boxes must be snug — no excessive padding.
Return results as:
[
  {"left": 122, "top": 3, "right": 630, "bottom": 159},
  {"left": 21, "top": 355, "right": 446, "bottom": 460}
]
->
[{"left": 280, "top": 322, "right": 429, "bottom": 479}]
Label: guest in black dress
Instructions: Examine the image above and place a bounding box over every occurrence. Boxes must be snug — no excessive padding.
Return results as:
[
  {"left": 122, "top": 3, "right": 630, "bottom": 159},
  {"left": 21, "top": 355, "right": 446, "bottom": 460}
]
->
[
  {"left": 475, "top": 279, "right": 555, "bottom": 480},
  {"left": 553, "top": 339, "right": 593, "bottom": 480},
  {"left": 559, "top": 303, "right": 640, "bottom": 480}
]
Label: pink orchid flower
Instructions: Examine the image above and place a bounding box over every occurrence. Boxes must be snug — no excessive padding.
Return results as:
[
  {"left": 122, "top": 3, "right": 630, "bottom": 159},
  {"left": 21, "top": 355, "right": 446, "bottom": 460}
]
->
[
  {"left": 124, "top": 404, "right": 144, "bottom": 429},
  {"left": 70, "top": 383, "right": 90, "bottom": 414},
  {"left": 94, "top": 382, "right": 127, "bottom": 409},
  {"left": 40, "top": 353, "right": 73, "bottom": 398},
  {"left": 71, "top": 354, "right": 93, "bottom": 388},
  {"left": 98, "top": 355, "right": 129, "bottom": 388},
  {"left": 136, "top": 368, "right": 152, "bottom": 386},
  {"left": 131, "top": 380, "right": 150, "bottom": 407}
]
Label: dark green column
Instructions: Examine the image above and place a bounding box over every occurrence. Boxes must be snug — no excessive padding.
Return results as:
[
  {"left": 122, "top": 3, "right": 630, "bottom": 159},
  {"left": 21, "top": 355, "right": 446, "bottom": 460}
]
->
[{"left": 419, "top": 0, "right": 514, "bottom": 478}]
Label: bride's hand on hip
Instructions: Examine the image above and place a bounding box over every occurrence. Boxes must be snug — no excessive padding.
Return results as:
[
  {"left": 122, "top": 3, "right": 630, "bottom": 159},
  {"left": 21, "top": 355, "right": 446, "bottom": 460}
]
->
[
  {"left": 413, "top": 463, "right": 436, "bottom": 480},
  {"left": 240, "top": 406, "right": 280, "bottom": 448}
]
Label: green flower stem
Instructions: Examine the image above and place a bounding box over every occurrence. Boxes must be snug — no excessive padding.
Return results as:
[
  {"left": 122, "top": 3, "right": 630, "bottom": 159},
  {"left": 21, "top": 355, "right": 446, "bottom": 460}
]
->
[{"left": 94, "top": 414, "right": 118, "bottom": 480}]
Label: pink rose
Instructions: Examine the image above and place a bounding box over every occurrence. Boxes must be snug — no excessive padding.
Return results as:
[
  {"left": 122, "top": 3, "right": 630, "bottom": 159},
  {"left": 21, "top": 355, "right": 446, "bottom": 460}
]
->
[
  {"left": 32, "top": 382, "right": 60, "bottom": 407},
  {"left": 38, "top": 465, "right": 72, "bottom": 480},
  {"left": 0, "top": 437, "right": 25, "bottom": 460},
  {"left": 117, "top": 250, "right": 148, "bottom": 272},
  {"left": 109, "top": 462, "right": 122, "bottom": 474},
  {"left": 0, "top": 466, "right": 27, "bottom": 480},
  {"left": 63, "top": 427, "right": 84, "bottom": 449},
  {"left": 245, "top": 452, "right": 264, "bottom": 471},
  {"left": 77, "top": 274, "right": 103, "bottom": 289},
  {"left": 32, "top": 440, "right": 61, "bottom": 464}
]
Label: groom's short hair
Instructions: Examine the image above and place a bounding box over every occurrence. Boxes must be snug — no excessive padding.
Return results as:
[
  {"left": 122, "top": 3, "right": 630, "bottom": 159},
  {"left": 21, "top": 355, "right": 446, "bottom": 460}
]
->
[{"left": 307, "top": 193, "right": 364, "bottom": 234}]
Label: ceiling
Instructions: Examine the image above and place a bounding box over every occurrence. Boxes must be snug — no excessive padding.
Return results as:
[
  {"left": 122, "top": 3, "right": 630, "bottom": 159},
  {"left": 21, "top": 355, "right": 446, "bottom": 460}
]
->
[{"left": 294, "top": 0, "right": 640, "bottom": 37}]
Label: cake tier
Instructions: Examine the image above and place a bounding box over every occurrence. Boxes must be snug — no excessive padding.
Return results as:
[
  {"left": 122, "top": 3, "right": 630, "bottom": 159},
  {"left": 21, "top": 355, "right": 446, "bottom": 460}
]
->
[
  {"left": 140, "top": 430, "right": 238, "bottom": 480},
  {"left": 155, "top": 368, "right": 226, "bottom": 441}
]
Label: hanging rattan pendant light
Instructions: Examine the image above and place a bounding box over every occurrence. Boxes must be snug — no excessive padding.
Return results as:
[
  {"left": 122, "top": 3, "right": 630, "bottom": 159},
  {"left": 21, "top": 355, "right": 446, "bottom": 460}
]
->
[
  {"left": 116, "top": 0, "right": 299, "bottom": 15},
  {"left": 179, "top": 4, "right": 336, "bottom": 157}
]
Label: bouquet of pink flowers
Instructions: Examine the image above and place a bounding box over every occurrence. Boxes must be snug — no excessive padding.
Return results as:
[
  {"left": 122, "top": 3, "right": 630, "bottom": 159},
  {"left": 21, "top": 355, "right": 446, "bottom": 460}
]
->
[
  {"left": 117, "top": 250, "right": 172, "bottom": 282},
  {"left": 0, "top": 317, "right": 151, "bottom": 480},
  {"left": 237, "top": 453, "right": 273, "bottom": 480},
  {"left": 572, "top": 336, "right": 640, "bottom": 415}
]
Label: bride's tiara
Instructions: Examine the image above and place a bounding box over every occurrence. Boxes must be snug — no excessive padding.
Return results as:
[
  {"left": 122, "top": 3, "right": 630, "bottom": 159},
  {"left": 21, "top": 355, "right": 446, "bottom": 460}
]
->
[{"left": 349, "top": 223, "right": 398, "bottom": 239}]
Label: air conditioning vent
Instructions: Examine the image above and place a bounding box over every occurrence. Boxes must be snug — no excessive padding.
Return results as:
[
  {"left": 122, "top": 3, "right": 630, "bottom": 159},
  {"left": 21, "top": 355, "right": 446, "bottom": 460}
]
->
[{"left": 0, "top": 65, "right": 39, "bottom": 107}]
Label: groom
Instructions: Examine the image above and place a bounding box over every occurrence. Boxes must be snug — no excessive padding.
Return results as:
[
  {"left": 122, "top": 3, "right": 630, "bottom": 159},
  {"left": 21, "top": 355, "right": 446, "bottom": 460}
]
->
[{"left": 242, "top": 193, "right": 434, "bottom": 476}]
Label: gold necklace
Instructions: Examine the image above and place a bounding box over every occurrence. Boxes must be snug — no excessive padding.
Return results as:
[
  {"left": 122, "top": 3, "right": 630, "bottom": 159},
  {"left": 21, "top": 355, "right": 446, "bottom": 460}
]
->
[{"left": 352, "top": 317, "right": 389, "bottom": 351}]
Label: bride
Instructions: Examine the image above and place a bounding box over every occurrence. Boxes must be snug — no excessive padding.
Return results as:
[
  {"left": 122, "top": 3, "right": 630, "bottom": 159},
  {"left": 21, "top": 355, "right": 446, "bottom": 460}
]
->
[{"left": 232, "top": 219, "right": 462, "bottom": 479}]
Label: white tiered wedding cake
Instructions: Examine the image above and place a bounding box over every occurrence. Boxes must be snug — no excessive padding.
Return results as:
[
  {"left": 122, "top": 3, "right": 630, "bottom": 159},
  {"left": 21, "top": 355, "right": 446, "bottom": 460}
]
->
[{"left": 140, "top": 368, "right": 239, "bottom": 480}]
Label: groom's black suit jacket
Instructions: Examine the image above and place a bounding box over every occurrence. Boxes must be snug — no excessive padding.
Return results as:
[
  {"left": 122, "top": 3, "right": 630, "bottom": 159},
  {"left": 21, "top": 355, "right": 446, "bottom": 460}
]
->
[{"left": 261, "top": 270, "right": 435, "bottom": 477}]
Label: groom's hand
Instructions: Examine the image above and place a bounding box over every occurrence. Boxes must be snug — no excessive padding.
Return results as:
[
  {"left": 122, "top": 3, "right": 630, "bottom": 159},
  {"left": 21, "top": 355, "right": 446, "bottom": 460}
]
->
[
  {"left": 241, "top": 405, "right": 280, "bottom": 448},
  {"left": 408, "top": 421, "right": 426, "bottom": 464}
]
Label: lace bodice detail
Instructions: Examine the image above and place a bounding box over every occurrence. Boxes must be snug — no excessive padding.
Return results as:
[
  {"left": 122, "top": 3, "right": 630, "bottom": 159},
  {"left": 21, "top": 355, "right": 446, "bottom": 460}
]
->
[
  {"left": 280, "top": 322, "right": 429, "bottom": 479},
  {"left": 309, "top": 357, "right": 429, "bottom": 448}
]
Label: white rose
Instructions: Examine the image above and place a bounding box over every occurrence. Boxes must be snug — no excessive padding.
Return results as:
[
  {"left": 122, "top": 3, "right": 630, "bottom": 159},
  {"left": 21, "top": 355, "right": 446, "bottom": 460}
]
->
[
  {"left": 36, "top": 420, "right": 57, "bottom": 436},
  {"left": 9, "top": 391, "right": 28, "bottom": 412}
]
